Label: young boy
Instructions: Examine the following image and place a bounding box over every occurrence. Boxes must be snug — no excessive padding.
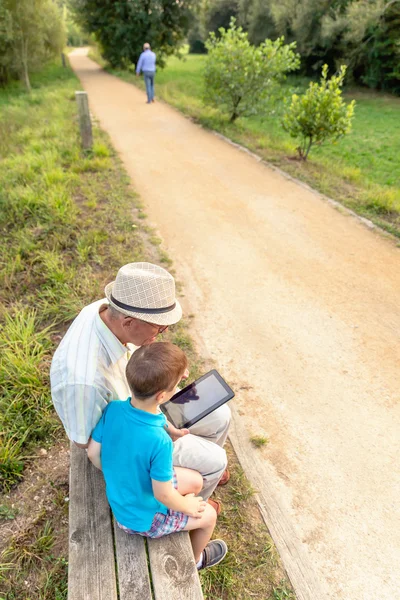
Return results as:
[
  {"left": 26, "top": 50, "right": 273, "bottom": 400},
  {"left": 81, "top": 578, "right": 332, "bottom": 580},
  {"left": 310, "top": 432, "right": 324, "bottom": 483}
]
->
[{"left": 88, "top": 342, "right": 227, "bottom": 570}]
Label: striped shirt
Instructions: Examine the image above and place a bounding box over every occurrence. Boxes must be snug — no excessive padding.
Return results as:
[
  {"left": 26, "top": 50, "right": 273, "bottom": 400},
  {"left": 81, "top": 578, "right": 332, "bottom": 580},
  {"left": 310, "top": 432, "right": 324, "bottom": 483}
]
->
[{"left": 50, "top": 300, "right": 134, "bottom": 444}]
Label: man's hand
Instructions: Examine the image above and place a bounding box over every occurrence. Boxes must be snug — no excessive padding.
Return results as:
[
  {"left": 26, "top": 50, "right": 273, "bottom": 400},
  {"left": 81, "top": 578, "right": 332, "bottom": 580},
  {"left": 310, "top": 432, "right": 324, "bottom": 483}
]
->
[
  {"left": 183, "top": 493, "right": 206, "bottom": 518},
  {"left": 136, "top": 73, "right": 140, "bottom": 77},
  {"left": 181, "top": 368, "right": 189, "bottom": 381},
  {"left": 165, "top": 422, "right": 190, "bottom": 442}
]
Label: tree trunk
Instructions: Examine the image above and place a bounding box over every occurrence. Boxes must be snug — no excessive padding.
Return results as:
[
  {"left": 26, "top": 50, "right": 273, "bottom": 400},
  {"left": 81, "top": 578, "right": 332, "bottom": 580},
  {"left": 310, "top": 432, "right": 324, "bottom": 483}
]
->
[{"left": 21, "top": 37, "right": 31, "bottom": 92}]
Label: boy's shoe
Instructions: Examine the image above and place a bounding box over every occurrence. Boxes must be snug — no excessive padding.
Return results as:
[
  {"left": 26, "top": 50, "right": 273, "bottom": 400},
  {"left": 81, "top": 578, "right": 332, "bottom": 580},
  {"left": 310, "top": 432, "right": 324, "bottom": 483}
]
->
[
  {"left": 207, "top": 498, "right": 221, "bottom": 515},
  {"left": 198, "top": 539, "right": 228, "bottom": 570}
]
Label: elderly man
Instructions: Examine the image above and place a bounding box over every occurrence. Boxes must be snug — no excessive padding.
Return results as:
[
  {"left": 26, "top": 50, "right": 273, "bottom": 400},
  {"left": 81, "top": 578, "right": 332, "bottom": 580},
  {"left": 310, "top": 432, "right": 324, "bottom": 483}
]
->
[
  {"left": 136, "top": 42, "right": 156, "bottom": 104},
  {"left": 50, "top": 262, "right": 230, "bottom": 504}
]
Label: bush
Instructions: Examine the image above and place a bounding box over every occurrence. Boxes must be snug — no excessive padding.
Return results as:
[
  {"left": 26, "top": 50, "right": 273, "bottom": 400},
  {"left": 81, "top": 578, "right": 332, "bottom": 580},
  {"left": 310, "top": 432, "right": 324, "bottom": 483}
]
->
[
  {"left": 282, "top": 64, "right": 355, "bottom": 160},
  {"left": 204, "top": 19, "right": 300, "bottom": 122}
]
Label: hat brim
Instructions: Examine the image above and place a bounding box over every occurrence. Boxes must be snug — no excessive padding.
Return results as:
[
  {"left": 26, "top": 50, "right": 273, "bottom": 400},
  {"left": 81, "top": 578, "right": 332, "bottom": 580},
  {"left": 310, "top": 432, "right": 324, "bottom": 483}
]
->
[{"left": 104, "top": 281, "right": 182, "bottom": 326}]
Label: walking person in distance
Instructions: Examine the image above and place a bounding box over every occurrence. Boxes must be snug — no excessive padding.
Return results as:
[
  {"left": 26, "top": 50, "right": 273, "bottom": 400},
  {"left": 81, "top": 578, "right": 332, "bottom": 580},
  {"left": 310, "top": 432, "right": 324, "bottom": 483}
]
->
[{"left": 136, "top": 42, "right": 156, "bottom": 104}]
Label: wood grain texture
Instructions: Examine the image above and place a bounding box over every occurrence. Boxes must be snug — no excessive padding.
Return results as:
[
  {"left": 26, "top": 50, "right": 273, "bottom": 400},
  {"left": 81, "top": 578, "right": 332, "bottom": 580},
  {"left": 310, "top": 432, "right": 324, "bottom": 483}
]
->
[
  {"left": 75, "top": 91, "right": 93, "bottom": 149},
  {"left": 148, "top": 532, "right": 203, "bottom": 600},
  {"left": 113, "top": 520, "right": 152, "bottom": 600},
  {"left": 68, "top": 444, "right": 118, "bottom": 600},
  {"left": 229, "top": 409, "right": 327, "bottom": 600}
]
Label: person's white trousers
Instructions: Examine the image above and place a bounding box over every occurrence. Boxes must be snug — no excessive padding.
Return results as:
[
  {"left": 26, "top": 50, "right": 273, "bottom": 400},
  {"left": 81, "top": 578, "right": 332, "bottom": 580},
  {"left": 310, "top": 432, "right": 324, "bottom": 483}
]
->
[{"left": 172, "top": 404, "right": 231, "bottom": 500}]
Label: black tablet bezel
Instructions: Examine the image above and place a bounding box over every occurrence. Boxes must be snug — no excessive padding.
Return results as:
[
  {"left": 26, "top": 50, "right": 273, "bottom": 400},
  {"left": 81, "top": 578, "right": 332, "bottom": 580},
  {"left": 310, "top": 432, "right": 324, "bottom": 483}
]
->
[{"left": 161, "top": 369, "right": 234, "bottom": 429}]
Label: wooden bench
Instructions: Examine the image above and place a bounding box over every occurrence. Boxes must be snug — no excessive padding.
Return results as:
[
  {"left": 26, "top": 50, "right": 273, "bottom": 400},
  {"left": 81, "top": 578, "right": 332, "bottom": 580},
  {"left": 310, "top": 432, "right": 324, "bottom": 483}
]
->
[{"left": 68, "top": 445, "right": 204, "bottom": 600}]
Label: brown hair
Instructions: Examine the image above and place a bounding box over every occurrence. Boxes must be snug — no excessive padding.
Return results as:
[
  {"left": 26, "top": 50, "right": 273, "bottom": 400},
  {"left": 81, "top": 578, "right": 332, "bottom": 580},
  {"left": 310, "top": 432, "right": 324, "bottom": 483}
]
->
[{"left": 126, "top": 342, "right": 188, "bottom": 400}]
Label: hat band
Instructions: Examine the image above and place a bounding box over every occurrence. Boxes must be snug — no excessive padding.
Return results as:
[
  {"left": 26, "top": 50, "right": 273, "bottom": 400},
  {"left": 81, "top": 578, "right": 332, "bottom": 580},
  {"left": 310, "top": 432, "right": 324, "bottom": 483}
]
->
[{"left": 110, "top": 294, "right": 176, "bottom": 314}]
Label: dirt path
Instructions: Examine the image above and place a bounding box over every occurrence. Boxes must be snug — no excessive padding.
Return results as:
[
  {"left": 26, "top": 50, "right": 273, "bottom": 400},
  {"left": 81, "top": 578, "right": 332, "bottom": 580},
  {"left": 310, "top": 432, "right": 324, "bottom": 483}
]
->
[{"left": 69, "top": 49, "right": 400, "bottom": 600}]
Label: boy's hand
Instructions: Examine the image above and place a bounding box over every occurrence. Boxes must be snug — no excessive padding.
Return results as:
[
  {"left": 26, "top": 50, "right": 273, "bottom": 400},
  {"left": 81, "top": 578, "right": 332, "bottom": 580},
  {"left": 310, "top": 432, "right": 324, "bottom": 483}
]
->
[
  {"left": 165, "top": 422, "right": 190, "bottom": 442},
  {"left": 184, "top": 493, "right": 206, "bottom": 518}
]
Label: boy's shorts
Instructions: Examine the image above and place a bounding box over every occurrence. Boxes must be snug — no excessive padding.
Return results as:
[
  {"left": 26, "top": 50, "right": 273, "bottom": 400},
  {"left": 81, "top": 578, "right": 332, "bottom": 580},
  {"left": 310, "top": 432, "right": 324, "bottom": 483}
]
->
[{"left": 117, "top": 471, "right": 189, "bottom": 539}]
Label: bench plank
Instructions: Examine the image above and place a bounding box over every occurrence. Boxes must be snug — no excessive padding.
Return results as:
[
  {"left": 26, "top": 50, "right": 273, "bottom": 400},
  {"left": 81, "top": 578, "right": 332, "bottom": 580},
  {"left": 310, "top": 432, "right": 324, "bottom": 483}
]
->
[
  {"left": 148, "top": 532, "right": 203, "bottom": 599},
  {"left": 68, "top": 445, "right": 118, "bottom": 600},
  {"left": 113, "top": 521, "right": 153, "bottom": 600}
]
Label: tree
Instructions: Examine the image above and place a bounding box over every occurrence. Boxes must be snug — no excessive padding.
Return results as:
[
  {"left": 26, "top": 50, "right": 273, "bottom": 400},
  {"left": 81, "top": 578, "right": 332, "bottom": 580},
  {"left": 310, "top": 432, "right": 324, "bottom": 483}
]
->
[
  {"left": 69, "top": 0, "right": 199, "bottom": 68},
  {"left": 246, "top": 0, "right": 277, "bottom": 46},
  {"left": 203, "top": 19, "right": 300, "bottom": 122},
  {"left": 360, "top": 2, "right": 400, "bottom": 93},
  {"left": 205, "top": 0, "right": 239, "bottom": 36},
  {"left": 0, "top": 0, "right": 65, "bottom": 90},
  {"left": 282, "top": 64, "right": 355, "bottom": 160}
]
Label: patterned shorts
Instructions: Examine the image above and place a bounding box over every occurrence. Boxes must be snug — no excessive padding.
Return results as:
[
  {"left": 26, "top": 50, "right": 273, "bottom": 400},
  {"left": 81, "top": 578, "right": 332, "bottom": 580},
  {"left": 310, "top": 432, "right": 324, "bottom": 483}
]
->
[{"left": 117, "top": 471, "right": 189, "bottom": 539}]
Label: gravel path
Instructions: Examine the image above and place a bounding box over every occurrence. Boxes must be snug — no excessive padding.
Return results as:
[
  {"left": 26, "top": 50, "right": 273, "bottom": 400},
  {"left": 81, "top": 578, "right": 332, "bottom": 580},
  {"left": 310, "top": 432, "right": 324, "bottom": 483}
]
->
[{"left": 70, "top": 49, "right": 400, "bottom": 600}]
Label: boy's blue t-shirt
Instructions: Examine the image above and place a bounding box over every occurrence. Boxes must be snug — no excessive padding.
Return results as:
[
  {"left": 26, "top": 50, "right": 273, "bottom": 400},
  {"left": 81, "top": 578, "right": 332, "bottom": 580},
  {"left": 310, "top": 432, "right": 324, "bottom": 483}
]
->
[{"left": 91, "top": 398, "right": 174, "bottom": 531}]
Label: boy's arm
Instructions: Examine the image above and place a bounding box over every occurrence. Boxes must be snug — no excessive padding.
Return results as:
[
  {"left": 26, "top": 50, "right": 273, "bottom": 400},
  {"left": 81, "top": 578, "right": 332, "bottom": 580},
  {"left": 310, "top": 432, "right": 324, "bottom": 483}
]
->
[
  {"left": 152, "top": 479, "right": 206, "bottom": 517},
  {"left": 164, "top": 421, "right": 190, "bottom": 442},
  {"left": 87, "top": 439, "right": 102, "bottom": 470}
]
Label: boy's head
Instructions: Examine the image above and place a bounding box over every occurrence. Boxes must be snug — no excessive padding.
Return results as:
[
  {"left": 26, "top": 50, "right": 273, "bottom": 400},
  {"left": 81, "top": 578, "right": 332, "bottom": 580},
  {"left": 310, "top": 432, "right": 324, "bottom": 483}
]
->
[{"left": 126, "top": 342, "right": 188, "bottom": 401}]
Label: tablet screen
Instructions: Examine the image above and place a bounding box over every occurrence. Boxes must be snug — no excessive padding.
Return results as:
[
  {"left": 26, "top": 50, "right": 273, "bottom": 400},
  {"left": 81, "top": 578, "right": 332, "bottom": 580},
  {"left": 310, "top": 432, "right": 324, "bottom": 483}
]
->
[{"left": 161, "top": 370, "right": 234, "bottom": 429}]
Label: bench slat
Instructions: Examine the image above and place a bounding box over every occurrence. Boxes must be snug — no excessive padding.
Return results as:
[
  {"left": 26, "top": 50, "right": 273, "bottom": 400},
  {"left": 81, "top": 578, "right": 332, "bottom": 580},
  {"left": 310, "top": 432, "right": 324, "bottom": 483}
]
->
[
  {"left": 68, "top": 445, "right": 118, "bottom": 600},
  {"left": 114, "top": 521, "right": 153, "bottom": 600},
  {"left": 148, "top": 532, "right": 204, "bottom": 599}
]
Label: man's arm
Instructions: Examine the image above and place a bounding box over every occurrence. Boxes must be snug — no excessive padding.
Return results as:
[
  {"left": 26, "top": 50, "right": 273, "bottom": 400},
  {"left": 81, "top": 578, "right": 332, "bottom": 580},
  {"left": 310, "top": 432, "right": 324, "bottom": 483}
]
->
[
  {"left": 87, "top": 439, "right": 102, "bottom": 470},
  {"left": 152, "top": 479, "right": 205, "bottom": 517},
  {"left": 51, "top": 382, "right": 108, "bottom": 447},
  {"left": 136, "top": 53, "right": 143, "bottom": 75},
  {"left": 74, "top": 441, "right": 89, "bottom": 449}
]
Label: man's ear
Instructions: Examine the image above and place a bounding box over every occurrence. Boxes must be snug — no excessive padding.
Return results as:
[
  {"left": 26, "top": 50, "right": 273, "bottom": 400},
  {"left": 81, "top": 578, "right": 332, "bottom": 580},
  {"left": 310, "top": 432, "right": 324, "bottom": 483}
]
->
[{"left": 122, "top": 317, "right": 135, "bottom": 329}]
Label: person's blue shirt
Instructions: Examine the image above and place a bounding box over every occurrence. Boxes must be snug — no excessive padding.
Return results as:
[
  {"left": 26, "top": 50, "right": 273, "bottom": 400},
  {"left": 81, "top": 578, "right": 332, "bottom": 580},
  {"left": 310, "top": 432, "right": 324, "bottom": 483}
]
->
[
  {"left": 91, "top": 398, "right": 173, "bottom": 531},
  {"left": 136, "top": 50, "right": 156, "bottom": 74}
]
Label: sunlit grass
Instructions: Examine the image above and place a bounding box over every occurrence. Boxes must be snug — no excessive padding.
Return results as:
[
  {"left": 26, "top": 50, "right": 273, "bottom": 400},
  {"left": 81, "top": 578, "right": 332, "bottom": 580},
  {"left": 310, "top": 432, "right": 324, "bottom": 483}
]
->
[{"left": 0, "top": 61, "right": 148, "bottom": 492}]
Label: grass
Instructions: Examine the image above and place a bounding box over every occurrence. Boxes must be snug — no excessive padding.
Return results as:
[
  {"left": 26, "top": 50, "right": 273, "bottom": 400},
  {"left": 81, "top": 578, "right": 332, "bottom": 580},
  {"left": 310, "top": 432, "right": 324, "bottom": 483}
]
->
[
  {"left": 0, "top": 61, "right": 153, "bottom": 493},
  {"left": 0, "top": 59, "right": 158, "bottom": 598},
  {"left": 250, "top": 435, "right": 269, "bottom": 448},
  {"left": 96, "top": 50, "right": 400, "bottom": 238},
  {"left": 0, "top": 58, "right": 295, "bottom": 599}
]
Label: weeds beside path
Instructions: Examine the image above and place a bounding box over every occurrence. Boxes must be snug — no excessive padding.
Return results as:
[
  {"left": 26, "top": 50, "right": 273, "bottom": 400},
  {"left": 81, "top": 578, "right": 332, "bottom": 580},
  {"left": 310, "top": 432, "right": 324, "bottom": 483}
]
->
[
  {"left": 0, "top": 60, "right": 294, "bottom": 599},
  {"left": 99, "top": 52, "right": 400, "bottom": 240}
]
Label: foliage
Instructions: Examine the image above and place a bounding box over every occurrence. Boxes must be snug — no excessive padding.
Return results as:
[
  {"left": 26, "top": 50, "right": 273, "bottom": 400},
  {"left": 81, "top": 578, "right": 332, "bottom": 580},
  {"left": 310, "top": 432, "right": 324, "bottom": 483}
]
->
[
  {"left": 69, "top": 0, "right": 198, "bottom": 67},
  {"left": 282, "top": 64, "right": 355, "bottom": 159},
  {"left": 245, "top": 0, "right": 277, "bottom": 46},
  {"left": 205, "top": 0, "right": 239, "bottom": 36},
  {"left": 357, "top": 2, "right": 400, "bottom": 93},
  {"left": 203, "top": 19, "right": 300, "bottom": 122},
  {"left": 0, "top": 0, "right": 65, "bottom": 89},
  {"left": 197, "top": 0, "right": 400, "bottom": 94},
  {"left": 188, "top": 15, "right": 207, "bottom": 54}
]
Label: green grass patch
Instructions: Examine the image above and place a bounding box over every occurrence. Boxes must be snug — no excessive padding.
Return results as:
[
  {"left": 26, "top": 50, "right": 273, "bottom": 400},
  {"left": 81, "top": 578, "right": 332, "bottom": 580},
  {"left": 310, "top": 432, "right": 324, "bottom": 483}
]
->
[
  {"left": 0, "top": 61, "right": 153, "bottom": 491},
  {"left": 101, "top": 52, "right": 400, "bottom": 238},
  {"left": 250, "top": 435, "right": 269, "bottom": 448}
]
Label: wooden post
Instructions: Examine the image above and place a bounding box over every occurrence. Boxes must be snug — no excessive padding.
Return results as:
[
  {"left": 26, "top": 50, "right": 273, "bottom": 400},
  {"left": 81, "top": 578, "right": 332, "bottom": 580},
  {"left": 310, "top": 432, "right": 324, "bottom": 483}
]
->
[
  {"left": 61, "top": 52, "right": 67, "bottom": 68},
  {"left": 75, "top": 91, "right": 93, "bottom": 150}
]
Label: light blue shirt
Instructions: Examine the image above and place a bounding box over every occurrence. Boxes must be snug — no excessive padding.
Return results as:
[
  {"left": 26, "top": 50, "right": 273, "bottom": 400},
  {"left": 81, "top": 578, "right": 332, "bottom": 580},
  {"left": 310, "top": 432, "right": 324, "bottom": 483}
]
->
[
  {"left": 136, "top": 49, "right": 156, "bottom": 74},
  {"left": 92, "top": 399, "right": 173, "bottom": 531}
]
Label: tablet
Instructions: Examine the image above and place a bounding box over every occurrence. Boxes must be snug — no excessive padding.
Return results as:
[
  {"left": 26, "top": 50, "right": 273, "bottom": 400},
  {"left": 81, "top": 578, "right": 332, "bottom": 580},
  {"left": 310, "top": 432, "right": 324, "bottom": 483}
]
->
[{"left": 161, "top": 369, "right": 235, "bottom": 429}]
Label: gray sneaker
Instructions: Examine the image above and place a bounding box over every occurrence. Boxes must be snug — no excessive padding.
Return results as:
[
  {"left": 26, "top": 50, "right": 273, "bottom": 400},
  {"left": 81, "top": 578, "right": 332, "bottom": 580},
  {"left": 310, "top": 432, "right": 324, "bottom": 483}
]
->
[{"left": 198, "top": 539, "right": 228, "bottom": 570}]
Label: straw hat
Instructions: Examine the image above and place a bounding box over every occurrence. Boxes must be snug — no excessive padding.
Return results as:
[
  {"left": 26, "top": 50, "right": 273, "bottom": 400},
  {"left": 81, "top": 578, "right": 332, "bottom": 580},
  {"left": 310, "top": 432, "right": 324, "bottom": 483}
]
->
[{"left": 105, "top": 262, "right": 182, "bottom": 326}]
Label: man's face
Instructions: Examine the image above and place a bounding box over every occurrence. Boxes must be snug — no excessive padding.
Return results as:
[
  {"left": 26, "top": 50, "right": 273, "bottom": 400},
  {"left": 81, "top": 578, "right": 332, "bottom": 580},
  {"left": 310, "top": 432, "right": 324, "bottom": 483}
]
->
[{"left": 123, "top": 317, "right": 168, "bottom": 346}]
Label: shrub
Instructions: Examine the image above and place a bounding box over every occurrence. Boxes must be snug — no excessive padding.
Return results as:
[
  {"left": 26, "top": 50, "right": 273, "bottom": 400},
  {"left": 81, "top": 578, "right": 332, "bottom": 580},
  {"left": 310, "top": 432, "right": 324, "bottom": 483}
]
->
[
  {"left": 203, "top": 18, "right": 300, "bottom": 122},
  {"left": 282, "top": 64, "right": 355, "bottom": 160}
]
